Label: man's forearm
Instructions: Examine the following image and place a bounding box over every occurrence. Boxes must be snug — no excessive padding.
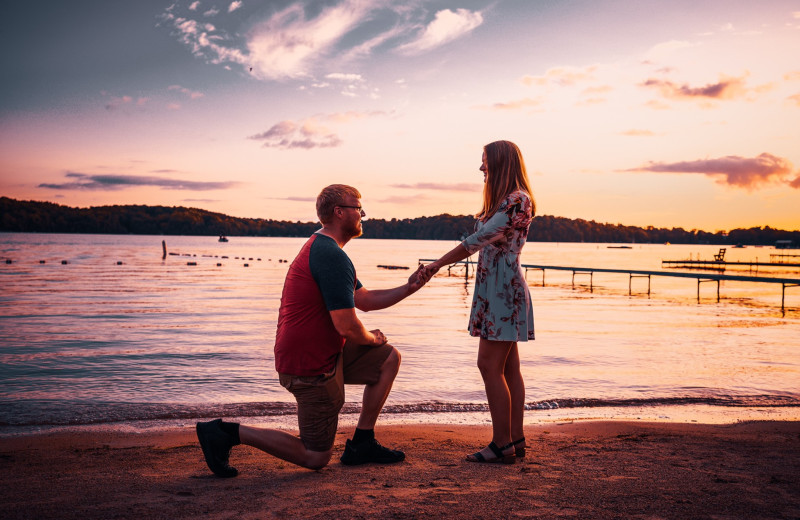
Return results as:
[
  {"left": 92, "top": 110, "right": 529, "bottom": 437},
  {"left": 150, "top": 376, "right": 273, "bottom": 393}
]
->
[
  {"left": 356, "top": 283, "right": 414, "bottom": 312},
  {"left": 341, "top": 320, "right": 378, "bottom": 345},
  {"left": 330, "top": 307, "right": 381, "bottom": 345}
]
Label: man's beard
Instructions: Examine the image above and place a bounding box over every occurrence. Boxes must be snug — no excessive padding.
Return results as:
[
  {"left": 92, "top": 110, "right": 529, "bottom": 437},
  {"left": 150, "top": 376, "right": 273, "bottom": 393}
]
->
[{"left": 346, "top": 219, "right": 363, "bottom": 239}]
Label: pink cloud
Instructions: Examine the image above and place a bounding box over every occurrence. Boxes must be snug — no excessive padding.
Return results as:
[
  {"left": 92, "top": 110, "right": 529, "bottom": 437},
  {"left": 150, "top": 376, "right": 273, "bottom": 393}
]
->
[
  {"left": 104, "top": 95, "right": 133, "bottom": 110},
  {"left": 248, "top": 120, "right": 340, "bottom": 150},
  {"left": 628, "top": 153, "right": 796, "bottom": 189},
  {"left": 483, "top": 98, "right": 541, "bottom": 111},
  {"left": 641, "top": 75, "right": 747, "bottom": 100},
  {"left": 247, "top": 111, "right": 389, "bottom": 150},
  {"left": 620, "top": 129, "right": 656, "bottom": 137},
  {"left": 391, "top": 182, "right": 481, "bottom": 191},
  {"left": 168, "top": 85, "right": 204, "bottom": 99},
  {"left": 521, "top": 66, "right": 597, "bottom": 87}
]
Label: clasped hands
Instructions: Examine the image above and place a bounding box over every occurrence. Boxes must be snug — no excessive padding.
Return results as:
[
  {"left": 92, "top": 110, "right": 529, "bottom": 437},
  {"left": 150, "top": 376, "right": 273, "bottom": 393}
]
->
[{"left": 407, "top": 263, "right": 441, "bottom": 291}]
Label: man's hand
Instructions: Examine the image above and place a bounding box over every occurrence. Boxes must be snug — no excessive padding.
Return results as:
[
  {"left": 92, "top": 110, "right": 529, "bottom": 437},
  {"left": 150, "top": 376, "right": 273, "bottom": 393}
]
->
[
  {"left": 370, "top": 329, "right": 387, "bottom": 346},
  {"left": 408, "top": 264, "right": 434, "bottom": 292},
  {"left": 407, "top": 264, "right": 425, "bottom": 289}
]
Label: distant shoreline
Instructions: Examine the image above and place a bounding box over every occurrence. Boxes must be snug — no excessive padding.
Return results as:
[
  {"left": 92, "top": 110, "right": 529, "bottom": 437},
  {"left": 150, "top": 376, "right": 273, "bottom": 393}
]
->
[{"left": 2, "top": 197, "right": 799, "bottom": 245}]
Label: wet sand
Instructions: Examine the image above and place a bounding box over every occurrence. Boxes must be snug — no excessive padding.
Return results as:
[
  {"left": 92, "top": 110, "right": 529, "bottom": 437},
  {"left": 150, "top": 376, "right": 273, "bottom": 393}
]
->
[{"left": 2, "top": 421, "right": 799, "bottom": 519}]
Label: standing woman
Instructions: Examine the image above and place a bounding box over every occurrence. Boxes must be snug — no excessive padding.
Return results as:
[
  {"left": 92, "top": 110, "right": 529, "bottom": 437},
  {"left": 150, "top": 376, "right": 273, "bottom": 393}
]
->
[{"left": 424, "top": 140, "right": 535, "bottom": 464}]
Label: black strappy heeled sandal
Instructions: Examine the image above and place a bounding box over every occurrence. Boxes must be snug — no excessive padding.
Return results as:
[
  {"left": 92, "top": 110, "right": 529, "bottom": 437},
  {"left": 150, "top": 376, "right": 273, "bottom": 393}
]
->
[
  {"left": 512, "top": 437, "right": 526, "bottom": 459},
  {"left": 465, "top": 441, "right": 515, "bottom": 464}
]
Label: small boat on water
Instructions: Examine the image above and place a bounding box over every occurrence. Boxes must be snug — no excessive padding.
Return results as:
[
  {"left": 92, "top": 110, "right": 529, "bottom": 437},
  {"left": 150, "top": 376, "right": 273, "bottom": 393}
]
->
[{"left": 218, "top": 235, "right": 229, "bottom": 242}]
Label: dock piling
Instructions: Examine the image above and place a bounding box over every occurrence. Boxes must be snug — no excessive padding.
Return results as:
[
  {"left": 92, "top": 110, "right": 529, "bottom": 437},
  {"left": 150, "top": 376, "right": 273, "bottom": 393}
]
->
[
  {"left": 629, "top": 273, "right": 651, "bottom": 296},
  {"left": 697, "top": 278, "right": 721, "bottom": 303},
  {"left": 783, "top": 283, "right": 800, "bottom": 312},
  {"left": 571, "top": 271, "right": 594, "bottom": 292}
]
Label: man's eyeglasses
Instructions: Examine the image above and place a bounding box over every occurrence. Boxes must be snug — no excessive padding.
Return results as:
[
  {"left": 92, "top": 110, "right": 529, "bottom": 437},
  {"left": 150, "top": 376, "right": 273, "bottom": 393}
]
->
[{"left": 337, "top": 205, "right": 364, "bottom": 212}]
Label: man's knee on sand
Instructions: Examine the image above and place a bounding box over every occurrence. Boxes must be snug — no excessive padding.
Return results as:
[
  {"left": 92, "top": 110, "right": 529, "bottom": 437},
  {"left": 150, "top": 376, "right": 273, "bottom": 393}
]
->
[{"left": 301, "top": 448, "right": 333, "bottom": 470}]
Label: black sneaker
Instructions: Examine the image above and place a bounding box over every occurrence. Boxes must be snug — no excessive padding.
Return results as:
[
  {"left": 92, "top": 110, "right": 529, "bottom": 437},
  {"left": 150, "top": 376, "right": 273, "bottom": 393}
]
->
[
  {"left": 196, "top": 419, "right": 238, "bottom": 477},
  {"left": 340, "top": 438, "right": 405, "bottom": 465}
]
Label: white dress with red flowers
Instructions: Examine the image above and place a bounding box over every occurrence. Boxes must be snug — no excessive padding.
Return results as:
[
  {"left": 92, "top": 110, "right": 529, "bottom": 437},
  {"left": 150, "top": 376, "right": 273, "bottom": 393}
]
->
[{"left": 461, "top": 190, "right": 535, "bottom": 341}]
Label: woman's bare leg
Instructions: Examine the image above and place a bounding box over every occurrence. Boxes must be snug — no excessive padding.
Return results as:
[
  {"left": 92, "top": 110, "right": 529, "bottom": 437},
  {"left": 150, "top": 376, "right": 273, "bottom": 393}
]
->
[
  {"left": 503, "top": 342, "right": 526, "bottom": 445},
  {"left": 473, "top": 338, "right": 515, "bottom": 458}
]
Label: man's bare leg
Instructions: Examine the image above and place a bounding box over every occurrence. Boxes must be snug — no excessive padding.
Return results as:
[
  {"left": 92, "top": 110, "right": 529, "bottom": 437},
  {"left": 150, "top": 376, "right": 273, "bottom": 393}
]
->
[
  {"left": 239, "top": 425, "right": 331, "bottom": 470},
  {"left": 357, "top": 347, "right": 401, "bottom": 429},
  {"left": 340, "top": 346, "right": 405, "bottom": 465}
]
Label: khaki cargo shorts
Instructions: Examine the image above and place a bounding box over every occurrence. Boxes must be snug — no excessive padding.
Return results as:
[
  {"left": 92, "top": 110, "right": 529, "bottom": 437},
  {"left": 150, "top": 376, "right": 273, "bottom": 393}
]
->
[{"left": 279, "top": 341, "right": 393, "bottom": 452}]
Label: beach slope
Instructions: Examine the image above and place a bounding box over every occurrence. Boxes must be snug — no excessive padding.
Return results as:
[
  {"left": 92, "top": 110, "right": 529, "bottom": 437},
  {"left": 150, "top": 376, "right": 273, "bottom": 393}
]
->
[{"left": 2, "top": 421, "right": 799, "bottom": 519}]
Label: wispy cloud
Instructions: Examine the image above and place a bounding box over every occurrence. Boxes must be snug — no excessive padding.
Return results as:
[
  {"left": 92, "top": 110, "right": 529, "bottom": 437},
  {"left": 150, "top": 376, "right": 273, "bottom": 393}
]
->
[
  {"left": 161, "top": 3, "right": 483, "bottom": 80},
  {"left": 627, "top": 153, "right": 796, "bottom": 189},
  {"left": 582, "top": 85, "right": 613, "bottom": 96},
  {"left": 325, "top": 72, "right": 363, "bottom": 83},
  {"left": 378, "top": 194, "right": 431, "bottom": 205},
  {"left": 183, "top": 198, "right": 220, "bottom": 203},
  {"left": 161, "top": 12, "right": 248, "bottom": 69},
  {"left": 521, "top": 66, "right": 597, "bottom": 87},
  {"left": 39, "top": 173, "right": 239, "bottom": 191},
  {"left": 391, "top": 182, "right": 481, "bottom": 191},
  {"left": 485, "top": 97, "right": 542, "bottom": 111},
  {"left": 397, "top": 8, "right": 483, "bottom": 55},
  {"left": 248, "top": 110, "right": 390, "bottom": 149},
  {"left": 245, "top": 1, "right": 376, "bottom": 79},
  {"left": 620, "top": 129, "right": 656, "bottom": 137},
  {"left": 248, "top": 120, "right": 340, "bottom": 150},
  {"left": 788, "top": 93, "right": 800, "bottom": 107},
  {"left": 271, "top": 196, "right": 316, "bottom": 202},
  {"left": 640, "top": 75, "right": 747, "bottom": 100},
  {"left": 103, "top": 94, "right": 149, "bottom": 111},
  {"left": 168, "top": 84, "right": 204, "bottom": 99}
]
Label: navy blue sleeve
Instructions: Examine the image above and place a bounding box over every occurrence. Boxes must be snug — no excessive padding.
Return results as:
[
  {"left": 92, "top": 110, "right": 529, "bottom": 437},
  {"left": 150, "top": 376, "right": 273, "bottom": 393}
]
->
[{"left": 309, "top": 234, "right": 363, "bottom": 311}]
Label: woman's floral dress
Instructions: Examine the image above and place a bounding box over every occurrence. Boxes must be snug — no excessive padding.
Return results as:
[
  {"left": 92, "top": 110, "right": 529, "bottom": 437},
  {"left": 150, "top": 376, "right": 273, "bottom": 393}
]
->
[{"left": 461, "top": 190, "right": 535, "bottom": 341}]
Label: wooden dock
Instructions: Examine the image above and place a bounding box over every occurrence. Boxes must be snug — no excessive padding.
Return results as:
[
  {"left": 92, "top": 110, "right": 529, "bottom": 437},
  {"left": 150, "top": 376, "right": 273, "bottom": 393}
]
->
[
  {"left": 771, "top": 253, "right": 800, "bottom": 263},
  {"left": 418, "top": 259, "right": 800, "bottom": 311},
  {"left": 662, "top": 259, "right": 800, "bottom": 269}
]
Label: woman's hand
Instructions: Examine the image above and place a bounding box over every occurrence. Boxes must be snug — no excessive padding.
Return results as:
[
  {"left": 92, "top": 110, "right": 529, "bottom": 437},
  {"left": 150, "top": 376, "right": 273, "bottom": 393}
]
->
[
  {"left": 422, "top": 263, "right": 440, "bottom": 278},
  {"left": 407, "top": 264, "right": 429, "bottom": 292}
]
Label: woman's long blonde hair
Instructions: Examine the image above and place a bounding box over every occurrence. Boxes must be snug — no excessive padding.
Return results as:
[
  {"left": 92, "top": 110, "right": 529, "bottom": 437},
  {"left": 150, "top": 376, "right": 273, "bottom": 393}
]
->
[{"left": 476, "top": 140, "right": 535, "bottom": 221}]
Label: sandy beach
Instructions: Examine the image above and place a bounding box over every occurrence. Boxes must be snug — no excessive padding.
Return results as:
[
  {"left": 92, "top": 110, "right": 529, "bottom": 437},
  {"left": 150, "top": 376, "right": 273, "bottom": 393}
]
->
[{"left": 2, "top": 420, "right": 799, "bottom": 519}]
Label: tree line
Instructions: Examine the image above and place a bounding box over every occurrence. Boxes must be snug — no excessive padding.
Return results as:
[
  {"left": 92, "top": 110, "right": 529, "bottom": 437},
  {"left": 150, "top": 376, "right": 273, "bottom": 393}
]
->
[{"left": 1, "top": 196, "right": 797, "bottom": 245}]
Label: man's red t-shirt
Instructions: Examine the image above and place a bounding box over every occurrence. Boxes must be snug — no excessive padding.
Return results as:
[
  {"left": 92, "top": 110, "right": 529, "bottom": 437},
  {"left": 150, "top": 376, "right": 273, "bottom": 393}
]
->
[{"left": 274, "top": 233, "right": 362, "bottom": 376}]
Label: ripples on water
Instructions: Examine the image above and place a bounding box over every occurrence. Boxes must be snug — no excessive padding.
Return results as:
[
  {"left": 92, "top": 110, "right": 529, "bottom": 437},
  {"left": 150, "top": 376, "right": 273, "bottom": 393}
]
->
[{"left": 1, "top": 233, "right": 798, "bottom": 429}]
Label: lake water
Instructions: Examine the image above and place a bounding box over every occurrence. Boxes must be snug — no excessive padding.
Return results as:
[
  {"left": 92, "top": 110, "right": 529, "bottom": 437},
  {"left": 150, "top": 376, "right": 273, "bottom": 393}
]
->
[{"left": 1, "top": 232, "right": 798, "bottom": 434}]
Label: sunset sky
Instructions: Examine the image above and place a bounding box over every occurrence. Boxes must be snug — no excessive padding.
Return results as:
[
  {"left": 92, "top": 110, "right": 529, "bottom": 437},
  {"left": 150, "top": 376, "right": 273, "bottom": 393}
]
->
[{"left": 1, "top": 0, "right": 799, "bottom": 231}]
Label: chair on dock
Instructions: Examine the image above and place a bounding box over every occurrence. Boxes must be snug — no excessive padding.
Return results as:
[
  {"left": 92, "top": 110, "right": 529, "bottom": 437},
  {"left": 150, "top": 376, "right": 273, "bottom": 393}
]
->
[{"left": 714, "top": 248, "right": 726, "bottom": 262}]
